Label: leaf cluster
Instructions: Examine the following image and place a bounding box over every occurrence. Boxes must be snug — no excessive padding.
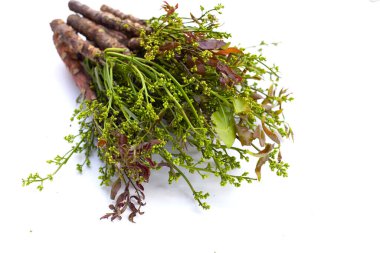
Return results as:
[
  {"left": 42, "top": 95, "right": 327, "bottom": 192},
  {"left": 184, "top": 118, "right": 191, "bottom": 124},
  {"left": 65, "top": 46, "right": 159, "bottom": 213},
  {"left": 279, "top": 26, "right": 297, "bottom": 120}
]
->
[{"left": 23, "top": 3, "right": 293, "bottom": 221}]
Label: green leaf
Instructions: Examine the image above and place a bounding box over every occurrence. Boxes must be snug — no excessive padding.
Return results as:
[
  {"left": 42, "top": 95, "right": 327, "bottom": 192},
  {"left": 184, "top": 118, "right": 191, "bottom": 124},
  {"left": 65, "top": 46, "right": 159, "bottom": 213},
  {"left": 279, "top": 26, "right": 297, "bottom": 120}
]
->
[
  {"left": 211, "top": 105, "right": 236, "bottom": 147},
  {"left": 232, "top": 97, "right": 250, "bottom": 114}
]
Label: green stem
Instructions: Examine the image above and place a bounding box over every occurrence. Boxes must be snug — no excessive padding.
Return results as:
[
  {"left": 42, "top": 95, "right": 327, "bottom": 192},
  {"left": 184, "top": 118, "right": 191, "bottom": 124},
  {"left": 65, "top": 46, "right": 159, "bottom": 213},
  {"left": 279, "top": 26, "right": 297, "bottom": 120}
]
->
[
  {"left": 160, "top": 151, "right": 202, "bottom": 207},
  {"left": 162, "top": 85, "right": 196, "bottom": 132},
  {"left": 210, "top": 90, "right": 231, "bottom": 105}
]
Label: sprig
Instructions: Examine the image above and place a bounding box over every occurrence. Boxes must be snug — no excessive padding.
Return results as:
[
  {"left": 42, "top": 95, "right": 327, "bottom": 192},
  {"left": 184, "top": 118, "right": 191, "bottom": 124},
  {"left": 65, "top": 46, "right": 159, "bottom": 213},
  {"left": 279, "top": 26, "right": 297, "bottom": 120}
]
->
[{"left": 24, "top": 2, "right": 293, "bottom": 221}]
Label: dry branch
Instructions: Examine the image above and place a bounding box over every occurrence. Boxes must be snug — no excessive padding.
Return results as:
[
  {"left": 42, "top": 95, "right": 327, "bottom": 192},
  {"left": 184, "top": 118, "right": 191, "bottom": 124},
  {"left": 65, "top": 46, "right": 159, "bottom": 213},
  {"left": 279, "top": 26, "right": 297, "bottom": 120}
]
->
[
  {"left": 52, "top": 33, "right": 96, "bottom": 100},
  {"left": 67, "top": 14, "right": 130, "bottom": 52}
]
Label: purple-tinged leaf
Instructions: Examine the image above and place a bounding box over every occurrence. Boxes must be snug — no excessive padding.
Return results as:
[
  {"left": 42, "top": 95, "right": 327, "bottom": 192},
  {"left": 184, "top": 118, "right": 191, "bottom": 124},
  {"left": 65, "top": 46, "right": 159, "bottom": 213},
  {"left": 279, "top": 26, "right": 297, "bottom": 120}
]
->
[
  {"left": 111, "top": 214, "right": 122, "bottom": 221},
  {"left": 110, "top": 178, "right": 122, "bottom": 200},
  {"left": 159, "top": 41, "right": 180, "bottom": 52},
  {"left": 100, "top": 213, "right": 112, "bottom": 220},
  {"left": 116, "top": 191, "right": 127, "bottom": 207},
  {"left": 128, "top": 202, "right": 138, "bottom": 212},
  {"left": 108, "top": 204, "right": 116, "bottom": 211},
  {"left": 131, "top": 195, "right": 144, "bottom": 205},
  {"left": 128, "top": 212, "right": 136, "bottom": 223},
  {"left": 216, "top": 61, "right": 242, "bottom": 84},
  {"left": 198, "top": 39, "right": 226, "bottom": 50},
  {"left": 136, "top": 183, "right": 144, "bottom": 191}
]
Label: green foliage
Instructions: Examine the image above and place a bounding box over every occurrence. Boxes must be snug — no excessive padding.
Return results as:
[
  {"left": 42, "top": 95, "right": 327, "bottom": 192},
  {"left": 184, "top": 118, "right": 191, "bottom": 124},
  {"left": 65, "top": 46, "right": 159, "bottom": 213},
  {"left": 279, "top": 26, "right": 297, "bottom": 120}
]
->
[{"left": 24, "top": 3, "right": 293, "bottom": 220}]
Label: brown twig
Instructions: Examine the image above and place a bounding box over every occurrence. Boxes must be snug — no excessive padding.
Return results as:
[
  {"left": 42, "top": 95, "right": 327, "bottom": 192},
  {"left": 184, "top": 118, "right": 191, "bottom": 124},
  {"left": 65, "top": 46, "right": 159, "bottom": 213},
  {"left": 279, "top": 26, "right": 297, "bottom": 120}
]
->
[
  {"left": 52, "top": 33, "right": 96, "bottom": 100},
  {"left": 50, "top": 19, "right": 101, "bottom": 62},
  {"left": 67, "top": 14, "right": 130, "bottom": 52},
  {"left": 100, "top": 4, "right": 147, "bottom": 25},
  {"left": 68, "top": 0, "right": 147, "bottom": 36}
]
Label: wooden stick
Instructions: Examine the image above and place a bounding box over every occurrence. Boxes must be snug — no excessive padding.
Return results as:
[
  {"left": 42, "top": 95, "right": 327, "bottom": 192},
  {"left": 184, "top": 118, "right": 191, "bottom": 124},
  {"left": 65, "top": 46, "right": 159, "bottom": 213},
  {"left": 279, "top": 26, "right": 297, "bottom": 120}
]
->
[
  {"left": 68, "top": 0, "right": 147, "bottom": 36},
  {"left": 52, "top": 32, "right": 96, "bottom": 100},
  {"left": 100, "top": 4, "right": 147, "bottom": 25},
  {"left": 50, "top": 19, "right": 101, "bottom": 62},
  {"left": 67, "top": 14, "right": 130, "bottom": 52}
]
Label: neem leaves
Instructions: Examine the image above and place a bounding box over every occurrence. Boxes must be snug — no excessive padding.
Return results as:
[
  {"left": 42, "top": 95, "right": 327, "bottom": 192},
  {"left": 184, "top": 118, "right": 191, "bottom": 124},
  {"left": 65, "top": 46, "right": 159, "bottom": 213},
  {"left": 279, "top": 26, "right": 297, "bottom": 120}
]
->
[{"left": 24, "top": 1, "right": 293, "bottom": 222}]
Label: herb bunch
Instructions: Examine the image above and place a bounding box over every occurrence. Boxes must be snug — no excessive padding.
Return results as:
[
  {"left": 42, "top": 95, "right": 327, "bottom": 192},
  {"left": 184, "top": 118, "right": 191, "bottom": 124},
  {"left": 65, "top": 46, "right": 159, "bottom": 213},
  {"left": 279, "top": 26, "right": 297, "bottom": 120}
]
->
[{"left": 23, "top": 1, "right": 293, "bottom": 222}]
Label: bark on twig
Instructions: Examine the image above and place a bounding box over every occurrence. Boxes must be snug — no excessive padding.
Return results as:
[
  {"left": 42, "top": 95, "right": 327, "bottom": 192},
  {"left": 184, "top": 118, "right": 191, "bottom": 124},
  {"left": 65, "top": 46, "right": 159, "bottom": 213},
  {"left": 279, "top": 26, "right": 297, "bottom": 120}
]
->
[
  {"left": 67, "top": 14, "right": 130, "bottom": 52},
  {"left": 68, "top": 0, "right": 147, "bottom": 36},
  {"left": 100, "top": 4, "right": 147, "bottom": 25},
  {"left": 50, "top": 19, "right": 101, "bottom": 62},
  {"left": 52, "top": 33, "right": 96, "bottom": 100}
]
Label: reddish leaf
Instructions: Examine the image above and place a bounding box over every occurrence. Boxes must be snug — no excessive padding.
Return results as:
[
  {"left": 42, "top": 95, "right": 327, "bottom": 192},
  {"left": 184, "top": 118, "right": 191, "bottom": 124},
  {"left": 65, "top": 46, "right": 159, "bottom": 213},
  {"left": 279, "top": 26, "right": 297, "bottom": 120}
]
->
[
  {"left": 136, "top": 183, "right": 145, "bottom": 191},
  {"left": 259, "top": 144, "right": 274, "bottom": 156},
  {"left": 160, "top": 41, "right": 180, "bottom": 52},
  {"left": 216, "top": 61, "right": 242, "bottom": 84},
  {"left": 100, "top": 213, "right": 112, "bottom": 220},
  {"left": 195, "top": 61, "right": 206, "bottom": 75},
  {"left": 185, "top": 54, "right": 206, "bottom": 75},
  {"left": 97, "top": 138, "right": 107, "bottom": 148},
  {"left": 130, "top": 195, "right": 144, "bottom": 206},
  {"left": 219, "top": 73, "right": 229, "bottom": 85},
  {"left": 116, "top": 191, "right": 128, "bottom": 207},
  {"left": 252, "top": 124, "right": 266, "bottom": 147},
  {"left": 262, "top": 123, "right": 281, "bottom": 144},
  {"left": 255, "top": 155, "right": 269, "bottom": 181},
  {"left": 162, "top": 2, "right": 178, "bottom": 16},
  {"left": 128, "top": 212, "right": 137, "bottom": 223},
  {"left": 184, "top": 32, "right": 197, "bottom": 43},
  {"left": 253, "top": 125, "right": 261, "bottom": 139},
  {"left": 135, "top": 139, "right": 161, "bottom": 152},
  {"left": 198, "top": 39, "right": 226, "bottom": 50},
  {"left": 215, "top": 47, "right": 242, "bottom": 56},
  {"left": 111, "top": 214, "right": 122, "bottom": 221},
  {"left": 147, "top": 157, "right": 156, "bottom": 167},
  {"left": 128, "top": 202, "right": 138, "bottom": 212},
  {"left": 133, "top": 162, "right": 151, "bottom": 182},
  {"left": 236, "top": 125, "right": 254, "bottom": 146},
  {"left": 110, "top": 178, "right": 122, "bottom": 200}
]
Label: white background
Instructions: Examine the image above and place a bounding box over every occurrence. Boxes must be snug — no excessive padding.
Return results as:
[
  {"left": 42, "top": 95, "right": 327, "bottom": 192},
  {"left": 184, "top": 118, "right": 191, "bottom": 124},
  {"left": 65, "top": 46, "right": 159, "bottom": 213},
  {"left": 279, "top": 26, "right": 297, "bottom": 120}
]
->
[{"left": 1, "top": 0, "right": 379, "bottom": 252}]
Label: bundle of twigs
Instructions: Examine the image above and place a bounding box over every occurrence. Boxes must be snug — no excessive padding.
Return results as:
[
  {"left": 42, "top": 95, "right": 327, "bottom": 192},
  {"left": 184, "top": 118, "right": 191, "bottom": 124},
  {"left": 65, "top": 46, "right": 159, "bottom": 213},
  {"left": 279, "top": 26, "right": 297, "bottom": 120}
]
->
[{"left": 24, "top": 0, "right": 293, "bottom": 222}]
